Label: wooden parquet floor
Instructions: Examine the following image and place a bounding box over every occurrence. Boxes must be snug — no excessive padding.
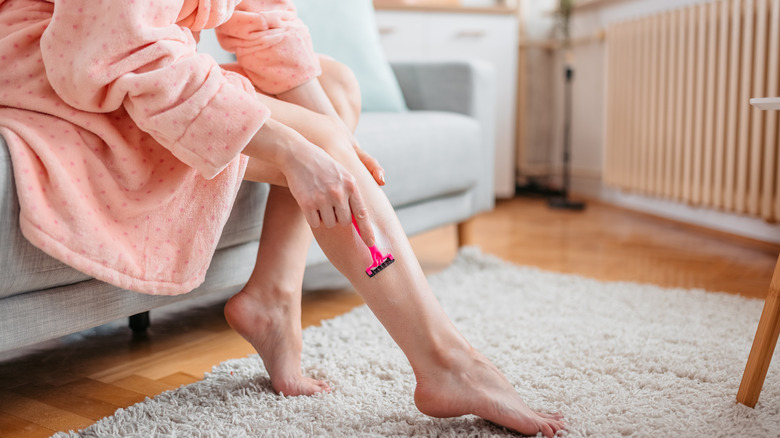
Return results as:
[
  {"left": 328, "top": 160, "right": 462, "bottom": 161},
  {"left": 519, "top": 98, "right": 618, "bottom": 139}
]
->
[{"left": 1, "top": 197, "right": 777, "bottom": 437}]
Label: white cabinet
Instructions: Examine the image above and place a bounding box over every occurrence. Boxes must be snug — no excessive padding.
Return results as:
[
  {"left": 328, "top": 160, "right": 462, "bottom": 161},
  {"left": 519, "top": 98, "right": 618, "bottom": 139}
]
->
[{"left": 375, "top": 10, "right": 519, "bottom": 198}]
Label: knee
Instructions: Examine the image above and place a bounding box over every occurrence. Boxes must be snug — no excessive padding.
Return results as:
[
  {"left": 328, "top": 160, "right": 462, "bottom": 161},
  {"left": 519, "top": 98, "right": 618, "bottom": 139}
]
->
[
  {"left": 319, "top": 57, "right": 362, "bottom": 121},
  {"left": 321, "top": 125, "right": 359, "bottom": 164},
  {"left": 313, "top": 118, "right": 362, "bottom": 170},
  {"left": 321, "top": 58, "right": 361, "bottom": 105}
]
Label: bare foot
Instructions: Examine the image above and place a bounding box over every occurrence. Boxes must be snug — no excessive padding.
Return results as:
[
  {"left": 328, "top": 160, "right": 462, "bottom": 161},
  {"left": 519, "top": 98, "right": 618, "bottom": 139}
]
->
[
  {"left": 224, "top": 288, "right": 330, "bottom": 396},
  {"left": 413, "top": 348, "right": 565, "bottom": 437}
]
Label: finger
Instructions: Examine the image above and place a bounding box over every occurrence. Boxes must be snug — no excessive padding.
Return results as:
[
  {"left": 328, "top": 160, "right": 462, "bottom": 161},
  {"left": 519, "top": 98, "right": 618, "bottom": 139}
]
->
[
  {"left": 333, "top": 199, "right": 352, "bottom": 226},
  {"left": 349, "top": 195, "right": 375, "bottom": 248},
  {"left": 373, "top": 168, "right": 386, "bottom": 186},
  {"left": 296, "top": 199, "right": 322, "bottom": 229},
  {"left": 319, "top": 205, "right": 338, "bottom": 228},
  {"left": 356, "top": 148, "right": 385, "bottom": 186}
]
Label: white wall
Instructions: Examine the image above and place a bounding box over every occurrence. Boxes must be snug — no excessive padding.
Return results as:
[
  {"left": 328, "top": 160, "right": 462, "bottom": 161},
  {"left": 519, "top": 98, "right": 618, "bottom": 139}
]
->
[
  {"left": 520, "top": 0, "right": 558, "bottom": 39},
  {"left": 560, "top": 0, "right": 780, "bottom": 243}
]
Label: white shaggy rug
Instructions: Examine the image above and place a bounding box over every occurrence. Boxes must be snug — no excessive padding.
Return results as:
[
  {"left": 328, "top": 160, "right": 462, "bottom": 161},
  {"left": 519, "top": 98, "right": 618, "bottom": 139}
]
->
[{"left": 55, "top": 248, "right": 780, "bottom": 437}]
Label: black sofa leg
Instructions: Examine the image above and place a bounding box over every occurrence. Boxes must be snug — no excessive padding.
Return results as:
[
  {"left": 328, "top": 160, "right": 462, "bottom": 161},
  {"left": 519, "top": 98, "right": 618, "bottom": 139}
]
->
[{"left": 129, "top": 311, "right": 150, "bottom": 333}]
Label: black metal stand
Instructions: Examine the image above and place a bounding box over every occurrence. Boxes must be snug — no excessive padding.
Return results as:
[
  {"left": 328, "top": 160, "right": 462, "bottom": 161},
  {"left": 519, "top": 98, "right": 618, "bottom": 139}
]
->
[{"left": 548, "top": 64, "right": 585, "bottom": 211}]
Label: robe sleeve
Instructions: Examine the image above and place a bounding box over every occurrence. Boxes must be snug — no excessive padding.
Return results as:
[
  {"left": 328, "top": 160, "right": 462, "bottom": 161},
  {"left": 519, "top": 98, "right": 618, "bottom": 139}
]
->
[
  {"left": 214, "top": 0, "right": 322, "bottom": 95},
  {"left": 40, "top": 0, "right": 269, "bottom": 180}
]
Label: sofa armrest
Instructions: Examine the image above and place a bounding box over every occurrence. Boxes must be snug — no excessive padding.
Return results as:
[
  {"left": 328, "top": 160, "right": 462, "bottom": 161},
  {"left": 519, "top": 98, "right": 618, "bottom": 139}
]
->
[
  {"left": 391, "top": 60, "right": 496, "bottom": 212},
  {"left": 392, "top": 59, "right": 494, "bottom": 115}
]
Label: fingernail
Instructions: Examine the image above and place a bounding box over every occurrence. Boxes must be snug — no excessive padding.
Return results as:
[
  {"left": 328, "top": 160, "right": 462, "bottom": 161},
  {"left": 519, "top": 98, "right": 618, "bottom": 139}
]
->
[{"left": 379, "top": 171, "right": 386, "bottom": 185}]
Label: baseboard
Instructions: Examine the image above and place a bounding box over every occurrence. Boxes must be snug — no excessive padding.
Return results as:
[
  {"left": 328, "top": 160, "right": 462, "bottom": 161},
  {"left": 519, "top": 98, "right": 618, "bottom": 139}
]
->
[
  {"left": 599, "top": 189, "right": 780, "bottom": 245},
  {"left": 517, "top": 167, "right": 780, "bottom": 244}
]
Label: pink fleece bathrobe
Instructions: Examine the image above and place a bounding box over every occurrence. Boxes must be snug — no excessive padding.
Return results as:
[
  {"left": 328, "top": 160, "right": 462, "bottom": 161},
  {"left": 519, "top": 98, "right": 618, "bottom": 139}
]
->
[{"left": 0, "top": 0, "right": 321, "bottom": 294}]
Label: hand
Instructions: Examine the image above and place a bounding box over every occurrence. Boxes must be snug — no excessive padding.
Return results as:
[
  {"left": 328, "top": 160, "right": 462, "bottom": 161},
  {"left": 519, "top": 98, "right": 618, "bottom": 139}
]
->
[
  {"left": 243, "top": 118, "right": 377, "bottom": 248},
  {"left": 299, "top": 112, "right": 386, "bottom": 187},
  {"left": 274, "top": 81, "right": 386, "bottom": 186},
  {"left": 274, "top": 126, "right": 376, "bottom": 248}
]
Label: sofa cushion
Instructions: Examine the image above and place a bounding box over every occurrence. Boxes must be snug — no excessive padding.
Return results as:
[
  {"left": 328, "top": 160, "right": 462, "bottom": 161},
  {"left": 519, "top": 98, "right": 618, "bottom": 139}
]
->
[
  {"left": 0, "top": 133, "right": 270, "bottom": 299},
  {"left": 355, "top": 111, "right": 482, "bottom": 208},
  {"left": 295, "top": 0, "right": 408, "bottom": 112}
]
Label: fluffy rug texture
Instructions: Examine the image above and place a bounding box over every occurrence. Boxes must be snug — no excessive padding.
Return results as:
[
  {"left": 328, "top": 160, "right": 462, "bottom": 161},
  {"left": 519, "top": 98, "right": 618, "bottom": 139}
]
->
[{"left": 55, "top": 248, "right": 780, "bottom": 437}]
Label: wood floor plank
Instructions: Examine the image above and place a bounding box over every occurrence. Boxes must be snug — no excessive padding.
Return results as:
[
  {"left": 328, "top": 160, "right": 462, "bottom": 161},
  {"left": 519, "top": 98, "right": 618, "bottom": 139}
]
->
[
  {"left": 157, "top": 372, "right": 201, "bottom": 388},
  {"left": 0, "top": 412, "right": 54, "bottom": 438},
  {"left": 131, "top": 334, "right": 256, "bottom": 382},
  {"left": 301, "top": 289, "right": 365, "bottom": 328},
  {"left": 109, "top": 375, "right": 178, "bottom": 398},
  {"left": 466, "top": 199, "right": 777, "bottom": 299},
  {"left": 59, "top": 378, "right": 147, "bottom": 409},
  {"left": 15, "top": 383, "right": 120, "bottom": 421},
  {"left": 0, "top": 390, "right": 93, "bottom": 432},
  {"left": 89, "top": 330, "right": 248, "bottom": 383}
]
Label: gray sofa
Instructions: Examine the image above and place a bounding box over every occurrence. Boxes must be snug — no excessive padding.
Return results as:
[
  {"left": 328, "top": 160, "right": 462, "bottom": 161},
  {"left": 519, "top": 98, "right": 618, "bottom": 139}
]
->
[{"left": 0, "top": 60, "right": 496, "bottom": 352}]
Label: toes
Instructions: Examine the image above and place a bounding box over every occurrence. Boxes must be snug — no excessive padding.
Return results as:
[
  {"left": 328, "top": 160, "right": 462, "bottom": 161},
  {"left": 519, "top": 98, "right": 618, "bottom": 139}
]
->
[
  {"left": 534, "top": 413, "right": 566, "bottom": 437},
  {"left": 316, "top": 380, "right": 332, "bottom": 393},
  {"left": 539, "top": 422, "right": 555, "bottom": 438},
  {"left": 302, "top": 380, "right": 329, "bottom": 396},
  {"left": 307, "top": 378, "right": 331, "bottom": 394},
  {"left": 273, "top": 377, "right": 325, "bottom": 397},
  {"left": 538, "top": 412, "right": 566, "bottom": 433},
  {"left": 547, "top": 418, "right": 567, "bottom": 435}
]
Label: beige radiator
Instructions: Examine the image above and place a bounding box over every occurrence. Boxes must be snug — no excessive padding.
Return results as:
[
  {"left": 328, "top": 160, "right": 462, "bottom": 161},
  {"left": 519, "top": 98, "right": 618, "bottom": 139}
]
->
[{"left": 605, "top": 0, "right": 780, "bottom": 221}]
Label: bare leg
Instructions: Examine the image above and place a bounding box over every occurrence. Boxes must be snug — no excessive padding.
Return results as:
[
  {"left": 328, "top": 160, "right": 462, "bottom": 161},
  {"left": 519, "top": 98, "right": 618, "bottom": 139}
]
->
[
  {"left": 237, "top": 59, "right": 565, "bottom": 435},
  {"left": 316, "top": 56, "right": 362, "bottom": 130},
  {"left": 308, "top": 155, "right": 563, "bottom": 436},
  {"left": 224, "top": 58, "right": 362, "bottom": 396},
  {"left": 252, "top": 102, "right": 565, "bottom": 438},
  {"left": 224, "top": 185, "right": 329, "bottom": 396}
]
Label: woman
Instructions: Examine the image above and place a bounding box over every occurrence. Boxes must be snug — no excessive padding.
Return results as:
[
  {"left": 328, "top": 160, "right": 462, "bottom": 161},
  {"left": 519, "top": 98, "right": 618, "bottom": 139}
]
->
[{"left": 0, "top": 0, "right": 565, "bottom": 435}]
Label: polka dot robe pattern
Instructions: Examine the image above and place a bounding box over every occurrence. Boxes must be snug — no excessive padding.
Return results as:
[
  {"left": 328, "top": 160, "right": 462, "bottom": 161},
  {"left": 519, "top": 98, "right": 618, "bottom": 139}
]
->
[{"left": 0, "top": 0, "right": 321, "bottom": 294}]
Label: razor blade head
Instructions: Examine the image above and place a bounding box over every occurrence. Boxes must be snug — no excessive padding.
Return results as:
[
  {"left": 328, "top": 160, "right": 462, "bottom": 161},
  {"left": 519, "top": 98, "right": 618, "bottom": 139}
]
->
[{"left": 366, "top": 255, "right": 395, "bottom": 277}]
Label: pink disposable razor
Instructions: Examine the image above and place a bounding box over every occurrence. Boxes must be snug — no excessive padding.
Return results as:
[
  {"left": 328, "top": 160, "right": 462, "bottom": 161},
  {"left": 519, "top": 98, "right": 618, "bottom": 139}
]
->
[{"left": 352, "top": 216, "right": 395, "bottom": 277}]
